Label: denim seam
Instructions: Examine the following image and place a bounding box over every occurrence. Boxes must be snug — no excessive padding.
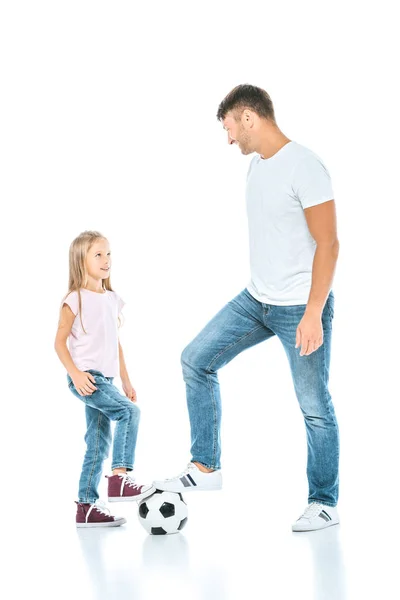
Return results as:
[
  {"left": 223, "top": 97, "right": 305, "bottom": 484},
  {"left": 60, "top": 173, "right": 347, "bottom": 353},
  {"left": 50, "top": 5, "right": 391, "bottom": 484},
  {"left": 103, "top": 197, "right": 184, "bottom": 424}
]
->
[
  {"left": 309, "top": 500, "right": 337, "bottom": 508},
  {"left": 323, "top": 333, "right": 339, "bottom": 456},
  {"left": 308, "top": 331, "right": 339, "bottom": 507},
  {"left": 84, "top": 412, "right": 102, "bottom": 503},
  {"left": 328, "top": 293, "right": 334, "bottom": 321},
  {"left": 324, "top": 330, "right": 340, "bottom": 500},
  {"left": 206, "top": 372, "right": 218, "bottom": 469},
  {"left": 206, "top": 324, "right": 266, "bottom": 371},
  {"left": 122, "top": 408, "right": 131, "bottom": 469}
]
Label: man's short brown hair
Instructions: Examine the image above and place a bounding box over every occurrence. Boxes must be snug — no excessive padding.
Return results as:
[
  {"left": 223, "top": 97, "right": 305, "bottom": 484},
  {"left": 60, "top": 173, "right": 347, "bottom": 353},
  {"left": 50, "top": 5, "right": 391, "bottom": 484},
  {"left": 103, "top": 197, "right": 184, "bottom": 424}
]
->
[{"left": 217, "top": 84, "right": 276, "bottom": 123}]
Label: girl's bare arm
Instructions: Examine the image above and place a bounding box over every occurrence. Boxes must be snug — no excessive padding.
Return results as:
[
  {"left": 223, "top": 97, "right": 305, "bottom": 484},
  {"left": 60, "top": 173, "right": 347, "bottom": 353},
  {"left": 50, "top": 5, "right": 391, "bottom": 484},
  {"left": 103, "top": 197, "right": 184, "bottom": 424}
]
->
[
  {"left": 54, "top": 304, "right": 80, "bottom": 376},
  {"left": 54, "top": 304, "right": 97, "bottom": 395}
]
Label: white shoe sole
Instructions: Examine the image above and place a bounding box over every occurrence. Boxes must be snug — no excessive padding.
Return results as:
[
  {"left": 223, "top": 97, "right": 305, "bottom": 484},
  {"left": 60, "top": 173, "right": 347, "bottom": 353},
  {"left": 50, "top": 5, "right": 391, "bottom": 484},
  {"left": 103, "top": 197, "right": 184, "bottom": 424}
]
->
[
  {"left": 108, "top": 485, "right": 156, "bottom": 503},
  {"left": 292, "top": 520, "right": 339, "bottom": 532},
  {"left": 76, "top": 517, "right": 127, "bottom": 528}
]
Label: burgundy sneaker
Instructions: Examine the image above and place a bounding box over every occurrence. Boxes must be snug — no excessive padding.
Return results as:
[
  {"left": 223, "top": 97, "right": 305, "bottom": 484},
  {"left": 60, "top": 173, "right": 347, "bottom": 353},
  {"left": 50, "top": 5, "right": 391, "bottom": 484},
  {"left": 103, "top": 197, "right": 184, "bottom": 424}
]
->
[
  {"left": 107, "top": 473, "right": 156, "bottom": 503},
  {"left": 76, "top": 500, "right": 127, "bottom": 528}
]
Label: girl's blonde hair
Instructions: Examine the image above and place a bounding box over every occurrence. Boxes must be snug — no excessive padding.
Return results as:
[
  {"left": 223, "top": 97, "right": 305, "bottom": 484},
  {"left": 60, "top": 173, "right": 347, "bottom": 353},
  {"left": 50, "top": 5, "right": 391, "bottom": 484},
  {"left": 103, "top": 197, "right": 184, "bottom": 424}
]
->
[{"left": 60, "top": 230, "right": 122, "bottom": 333}]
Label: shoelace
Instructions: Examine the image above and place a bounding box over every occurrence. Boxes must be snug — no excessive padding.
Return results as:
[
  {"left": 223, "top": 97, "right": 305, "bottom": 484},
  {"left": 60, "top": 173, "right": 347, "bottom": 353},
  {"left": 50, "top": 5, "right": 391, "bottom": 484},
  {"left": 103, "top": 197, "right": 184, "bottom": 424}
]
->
[
  {"left": 297, "top": 502, "right": 324, "bottom": 521},
  {"left": 119, "top": 473, "right": 140, "bottom": 490},
  {"left": 87, "top": 500, "right": 111, "bottom": 520},
  {"left": 165, "top": 462, "right": 196, "bottom": 481}
]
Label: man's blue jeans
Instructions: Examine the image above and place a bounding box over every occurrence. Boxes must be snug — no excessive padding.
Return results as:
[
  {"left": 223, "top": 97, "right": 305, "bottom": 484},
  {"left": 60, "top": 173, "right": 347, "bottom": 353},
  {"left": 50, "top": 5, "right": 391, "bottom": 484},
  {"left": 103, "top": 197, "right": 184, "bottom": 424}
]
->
[
  {"left": 67, "top": 369, "right": 140, "bottom": 504},
  {"left": 181, "top": 288, "right": 339, "bottom": 507}
]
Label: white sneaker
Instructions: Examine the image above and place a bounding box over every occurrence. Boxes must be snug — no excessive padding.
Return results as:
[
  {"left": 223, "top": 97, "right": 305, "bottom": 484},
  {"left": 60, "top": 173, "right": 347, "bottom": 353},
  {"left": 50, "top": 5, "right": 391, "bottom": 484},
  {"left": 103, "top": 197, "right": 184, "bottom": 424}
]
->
[
  {"left": 152, "top": 462, "right": 222, "bottom": 493},
  {"left": 292, "top": 502, "right": 339, "bottom": 532}
]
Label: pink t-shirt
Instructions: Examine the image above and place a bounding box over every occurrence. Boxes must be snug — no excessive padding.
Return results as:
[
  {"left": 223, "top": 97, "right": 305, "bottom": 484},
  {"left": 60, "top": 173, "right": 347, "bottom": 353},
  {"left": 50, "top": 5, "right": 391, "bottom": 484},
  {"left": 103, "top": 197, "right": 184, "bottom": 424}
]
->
[{"left": 63, "top": 288, "right": 125, "bottom": 377}]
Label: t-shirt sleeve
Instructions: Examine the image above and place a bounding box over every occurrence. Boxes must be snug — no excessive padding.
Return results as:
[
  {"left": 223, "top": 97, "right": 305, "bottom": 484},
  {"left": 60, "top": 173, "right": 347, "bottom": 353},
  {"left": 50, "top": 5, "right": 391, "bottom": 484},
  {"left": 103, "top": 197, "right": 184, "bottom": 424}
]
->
[
  {"left": 291, "top": 153, "right": 334, "bottom": 209},
  {"left": 115, "top": 293, "right": 126, "bottom": 315},
  {"left": 63, "top": 291, "right": 79, "bottom": 316}
]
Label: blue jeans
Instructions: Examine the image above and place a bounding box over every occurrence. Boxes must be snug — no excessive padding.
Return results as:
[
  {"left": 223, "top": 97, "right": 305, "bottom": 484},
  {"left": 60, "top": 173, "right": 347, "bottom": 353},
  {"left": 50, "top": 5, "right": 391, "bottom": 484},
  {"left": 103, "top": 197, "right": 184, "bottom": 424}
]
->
[
  {"left": 67, "top": 369, "right": 140, "bottom": 504},
  {"left": 181, "top": 288, "right": 339, "bottom": 507}
]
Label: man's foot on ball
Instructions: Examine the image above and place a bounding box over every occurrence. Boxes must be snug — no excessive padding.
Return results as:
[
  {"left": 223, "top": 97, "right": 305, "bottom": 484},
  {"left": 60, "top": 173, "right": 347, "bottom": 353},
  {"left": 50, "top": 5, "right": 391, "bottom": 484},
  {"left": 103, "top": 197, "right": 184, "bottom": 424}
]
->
[
  {"left": 292, "top": 502, "right": 339, "bottom": 532},
  {"left": 152, "top": 462, "right": 222, "bottom": 493}
]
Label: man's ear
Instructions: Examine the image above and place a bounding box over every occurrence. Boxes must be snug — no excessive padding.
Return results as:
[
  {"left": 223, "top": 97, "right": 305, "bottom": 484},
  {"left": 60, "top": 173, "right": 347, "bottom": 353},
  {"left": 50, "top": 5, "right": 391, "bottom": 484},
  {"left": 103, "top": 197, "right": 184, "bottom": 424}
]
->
[{"left": 243, "top": 109, "right": 255, "bottom": 128}]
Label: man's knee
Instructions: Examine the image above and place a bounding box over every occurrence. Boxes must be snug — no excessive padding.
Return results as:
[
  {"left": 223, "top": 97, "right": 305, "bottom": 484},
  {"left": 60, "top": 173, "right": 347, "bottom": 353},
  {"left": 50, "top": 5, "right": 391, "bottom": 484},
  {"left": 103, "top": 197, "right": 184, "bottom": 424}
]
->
[
  {"left": 300, "top": 394, "right": 336, "bottom": 425},
  {"left": 181, "top": 341, "right": 202, "bottom": 372}
]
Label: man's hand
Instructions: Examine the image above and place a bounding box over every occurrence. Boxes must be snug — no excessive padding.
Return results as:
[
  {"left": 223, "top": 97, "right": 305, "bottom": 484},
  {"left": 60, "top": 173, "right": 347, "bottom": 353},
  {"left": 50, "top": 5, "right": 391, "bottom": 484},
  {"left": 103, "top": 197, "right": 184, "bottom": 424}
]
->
[
  {"left": 295, "top": 310, "right": 323, "bottom": 356},
  {"left": 71, "top": 371, "right": 97, "bottom": 396},
  {"left": 122, "top": 379, "right": 137, "bottom": 403}
]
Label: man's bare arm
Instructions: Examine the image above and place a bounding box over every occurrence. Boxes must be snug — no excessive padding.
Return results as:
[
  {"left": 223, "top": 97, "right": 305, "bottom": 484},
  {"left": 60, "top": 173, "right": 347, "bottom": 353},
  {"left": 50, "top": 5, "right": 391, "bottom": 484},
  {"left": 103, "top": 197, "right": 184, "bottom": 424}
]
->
[{"left": 303, "top": 199, "right": 339, "bottom": 316}]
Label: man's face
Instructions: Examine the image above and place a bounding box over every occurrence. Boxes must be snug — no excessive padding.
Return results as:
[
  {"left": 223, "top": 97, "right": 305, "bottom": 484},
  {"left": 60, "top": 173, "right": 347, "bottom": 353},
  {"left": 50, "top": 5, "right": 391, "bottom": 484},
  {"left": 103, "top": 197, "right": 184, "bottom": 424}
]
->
[{"left": 222, "top": 111, "right": 253, "bottom": 155}]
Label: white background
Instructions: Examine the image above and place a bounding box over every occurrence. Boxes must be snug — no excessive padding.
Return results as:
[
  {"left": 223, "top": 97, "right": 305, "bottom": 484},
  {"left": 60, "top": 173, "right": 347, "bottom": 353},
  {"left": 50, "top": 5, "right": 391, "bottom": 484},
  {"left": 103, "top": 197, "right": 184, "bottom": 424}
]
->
[{"left": 2, "top": 1, "right": 399, "bottom": 599}]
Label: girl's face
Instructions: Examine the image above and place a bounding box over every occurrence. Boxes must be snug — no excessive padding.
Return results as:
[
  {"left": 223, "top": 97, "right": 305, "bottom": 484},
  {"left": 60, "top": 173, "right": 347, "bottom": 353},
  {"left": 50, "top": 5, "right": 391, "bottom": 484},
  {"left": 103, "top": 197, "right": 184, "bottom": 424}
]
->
[{"left": 86, "top": 238, "right": 112, "bottom": 281}]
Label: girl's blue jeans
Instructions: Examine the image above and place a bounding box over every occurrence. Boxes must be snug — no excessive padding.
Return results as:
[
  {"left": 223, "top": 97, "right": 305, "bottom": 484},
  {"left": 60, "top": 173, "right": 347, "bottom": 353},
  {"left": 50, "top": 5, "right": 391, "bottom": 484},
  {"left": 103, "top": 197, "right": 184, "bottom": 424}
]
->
[{"left": 67, "top": 369, "right": 140, "bottom": 504}]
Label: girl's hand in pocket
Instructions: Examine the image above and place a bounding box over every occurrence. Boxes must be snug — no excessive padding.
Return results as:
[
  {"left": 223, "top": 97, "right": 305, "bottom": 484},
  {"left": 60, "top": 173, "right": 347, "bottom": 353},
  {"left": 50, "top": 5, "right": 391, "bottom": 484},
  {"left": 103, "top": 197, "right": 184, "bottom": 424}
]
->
[{"left": 72, "top": 371, "right": 97, "bottom": 396}]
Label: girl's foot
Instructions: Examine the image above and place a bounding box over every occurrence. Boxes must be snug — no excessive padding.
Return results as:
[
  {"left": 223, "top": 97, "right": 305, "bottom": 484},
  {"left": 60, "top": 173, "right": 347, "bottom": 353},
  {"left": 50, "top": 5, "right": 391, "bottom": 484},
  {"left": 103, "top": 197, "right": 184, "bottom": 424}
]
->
[
  {"left": 107, "top": 473, "right": 156, "bottom": 502},
  {"left": 76, "top": 500, "right": 126, "bottom": 528}
]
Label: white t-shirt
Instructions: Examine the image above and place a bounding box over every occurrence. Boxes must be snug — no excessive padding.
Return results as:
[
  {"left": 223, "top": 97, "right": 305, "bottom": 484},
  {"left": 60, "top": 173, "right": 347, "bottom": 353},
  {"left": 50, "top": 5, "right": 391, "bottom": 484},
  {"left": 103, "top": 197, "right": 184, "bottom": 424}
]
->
[
  {"left": 63, "top": 288, "right": 125, "bottom": 377},
  {"left": 245, "top": 140, "right": 334, "bottom": 305}
]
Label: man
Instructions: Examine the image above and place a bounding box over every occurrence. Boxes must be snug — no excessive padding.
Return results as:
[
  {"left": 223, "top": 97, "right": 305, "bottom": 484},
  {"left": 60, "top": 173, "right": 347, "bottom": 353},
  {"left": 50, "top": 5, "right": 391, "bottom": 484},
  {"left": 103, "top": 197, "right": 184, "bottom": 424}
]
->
[{"left": 153, "top": 84, "right": 340, "bottom": 532}]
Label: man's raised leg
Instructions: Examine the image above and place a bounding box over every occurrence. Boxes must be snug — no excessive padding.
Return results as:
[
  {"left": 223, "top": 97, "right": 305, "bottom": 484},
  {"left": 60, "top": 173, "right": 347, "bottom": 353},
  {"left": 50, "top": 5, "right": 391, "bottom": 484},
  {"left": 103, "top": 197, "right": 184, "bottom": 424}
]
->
[{"left": 153, "top": 288, "right": 275, "bottom": 492}]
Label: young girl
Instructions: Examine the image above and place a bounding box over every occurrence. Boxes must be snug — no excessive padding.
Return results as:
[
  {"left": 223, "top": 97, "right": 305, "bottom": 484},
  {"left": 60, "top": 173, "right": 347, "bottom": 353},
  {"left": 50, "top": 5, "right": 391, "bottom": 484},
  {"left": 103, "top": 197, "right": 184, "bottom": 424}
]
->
[{"left": 54, "top": 230, "right": 155, "bottom": 528}]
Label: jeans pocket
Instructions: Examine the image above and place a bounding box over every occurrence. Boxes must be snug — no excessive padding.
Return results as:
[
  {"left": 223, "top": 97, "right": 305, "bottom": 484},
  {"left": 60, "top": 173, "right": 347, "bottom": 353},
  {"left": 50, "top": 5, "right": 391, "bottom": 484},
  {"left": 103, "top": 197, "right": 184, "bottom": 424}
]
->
[
  {"left": 67, "top": 381, "right": 80, "bottom": 399},
  {"left": 87, "top": 371, "right": 106, "bottom": 385},
  {"left": 326, "top": 295, "right": 335, "bottom": 321}
]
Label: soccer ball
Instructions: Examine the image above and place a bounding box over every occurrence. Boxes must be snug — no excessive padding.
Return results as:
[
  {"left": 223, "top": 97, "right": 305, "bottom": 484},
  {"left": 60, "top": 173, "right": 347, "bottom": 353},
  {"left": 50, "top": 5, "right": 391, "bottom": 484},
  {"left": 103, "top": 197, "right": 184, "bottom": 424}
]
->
[{"left": 138, "top": 490, "right": 188, "bottom": 535}]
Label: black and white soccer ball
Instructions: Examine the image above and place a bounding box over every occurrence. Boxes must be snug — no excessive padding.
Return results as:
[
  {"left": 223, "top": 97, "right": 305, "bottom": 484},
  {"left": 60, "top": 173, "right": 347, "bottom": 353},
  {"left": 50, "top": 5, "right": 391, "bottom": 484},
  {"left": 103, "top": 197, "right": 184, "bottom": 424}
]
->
[{"left": 138, "top": 490, "right": 188, "bottom": 535}]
